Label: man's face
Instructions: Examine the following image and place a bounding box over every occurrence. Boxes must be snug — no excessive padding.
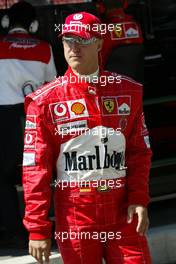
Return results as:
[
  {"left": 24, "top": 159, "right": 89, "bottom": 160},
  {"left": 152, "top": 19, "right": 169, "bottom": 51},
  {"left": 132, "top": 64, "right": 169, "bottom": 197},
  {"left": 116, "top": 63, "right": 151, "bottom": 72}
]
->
[{"left": 62, "top": 35, "right": 103, "bottom": 75}]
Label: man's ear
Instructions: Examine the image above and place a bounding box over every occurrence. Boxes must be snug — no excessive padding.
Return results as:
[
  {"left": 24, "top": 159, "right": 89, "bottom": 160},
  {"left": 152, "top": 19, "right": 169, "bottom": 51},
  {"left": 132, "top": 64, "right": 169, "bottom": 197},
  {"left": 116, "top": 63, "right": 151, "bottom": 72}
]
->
[{"left": 97, "top": 38, "right": 104, "bottom": 52}]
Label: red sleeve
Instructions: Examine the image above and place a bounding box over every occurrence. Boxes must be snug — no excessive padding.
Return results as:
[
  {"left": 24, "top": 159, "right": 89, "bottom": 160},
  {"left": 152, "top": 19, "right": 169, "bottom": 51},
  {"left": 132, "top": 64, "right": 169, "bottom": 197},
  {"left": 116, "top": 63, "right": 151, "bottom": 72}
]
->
[
  {"left": 23, "top": 97, "right": 54, "bottom": 240},
  {"left": 126, "top": 92, "right": 152, "bottom": 207}
]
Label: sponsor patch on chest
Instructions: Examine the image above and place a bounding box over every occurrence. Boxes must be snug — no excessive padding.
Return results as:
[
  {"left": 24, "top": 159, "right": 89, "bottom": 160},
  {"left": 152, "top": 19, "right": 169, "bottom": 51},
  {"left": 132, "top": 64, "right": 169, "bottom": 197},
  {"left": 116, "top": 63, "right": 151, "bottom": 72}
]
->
[
  {"left": 49, "top": 98, "right": 89, "bottom": 123},
  {"left": 56, "top": 120, "right": 88, "bottom": 135},
  {"left": 101, "top": 96, "right": 131, "bottom": 116}
]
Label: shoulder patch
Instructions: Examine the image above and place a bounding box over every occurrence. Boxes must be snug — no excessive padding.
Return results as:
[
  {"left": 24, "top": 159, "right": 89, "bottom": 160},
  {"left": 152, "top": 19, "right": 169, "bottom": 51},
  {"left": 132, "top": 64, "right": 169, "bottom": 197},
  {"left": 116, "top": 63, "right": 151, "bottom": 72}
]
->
[{"left": 28, "top": 77, "right": 63, "bottom": 101}]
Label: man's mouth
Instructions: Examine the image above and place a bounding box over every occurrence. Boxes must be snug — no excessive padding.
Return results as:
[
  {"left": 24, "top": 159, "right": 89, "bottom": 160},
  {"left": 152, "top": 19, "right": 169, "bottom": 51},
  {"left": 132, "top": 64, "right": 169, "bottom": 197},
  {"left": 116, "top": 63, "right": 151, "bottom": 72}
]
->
[{"left": 70, "top": 55, "right": 81, "bottom": 58}]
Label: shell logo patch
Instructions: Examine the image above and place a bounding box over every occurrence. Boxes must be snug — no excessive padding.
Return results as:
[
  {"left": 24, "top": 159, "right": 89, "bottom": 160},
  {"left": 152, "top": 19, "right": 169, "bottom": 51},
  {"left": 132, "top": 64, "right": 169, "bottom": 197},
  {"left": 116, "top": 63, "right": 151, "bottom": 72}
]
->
[{"left": 71, "top": 102, "right": 85, "bottom": 115}]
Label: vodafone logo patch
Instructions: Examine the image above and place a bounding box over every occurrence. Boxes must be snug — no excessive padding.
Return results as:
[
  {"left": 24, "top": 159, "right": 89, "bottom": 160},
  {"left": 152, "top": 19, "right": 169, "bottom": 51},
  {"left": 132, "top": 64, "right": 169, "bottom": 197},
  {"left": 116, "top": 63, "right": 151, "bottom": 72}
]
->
[
  {"left": 54, "top": 103, "right": 67, "bottom": 117},
  {"left": 24, "top": 131, "right": 37, "bottom": 149},
  {"left": 50, "top": 102, "right": 69, "bottom": 123}
]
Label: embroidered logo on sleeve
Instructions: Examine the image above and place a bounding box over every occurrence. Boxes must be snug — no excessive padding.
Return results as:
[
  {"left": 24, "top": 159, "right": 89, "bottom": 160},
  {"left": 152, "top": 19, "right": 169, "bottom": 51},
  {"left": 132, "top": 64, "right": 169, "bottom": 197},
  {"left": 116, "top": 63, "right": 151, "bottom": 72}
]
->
[
  {"left": 25, "top": 115, "right": 36, "bottom": 129},
  {"left": 23, "top": 152, "right": 36, "bottom": 166},
  {"left": 24, "top": 131, "right": 37, "bottom": 149}
]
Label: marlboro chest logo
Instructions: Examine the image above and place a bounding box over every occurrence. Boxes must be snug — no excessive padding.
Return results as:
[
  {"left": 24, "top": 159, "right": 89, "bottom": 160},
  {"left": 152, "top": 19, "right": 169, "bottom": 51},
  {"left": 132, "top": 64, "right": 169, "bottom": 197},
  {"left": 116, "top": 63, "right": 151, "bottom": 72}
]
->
[
  {"left": 104, "top": 99, "right": 115, "bottom": 113},
  {"left": 117, "top": 96, "right": 131, "bottom": 115}
]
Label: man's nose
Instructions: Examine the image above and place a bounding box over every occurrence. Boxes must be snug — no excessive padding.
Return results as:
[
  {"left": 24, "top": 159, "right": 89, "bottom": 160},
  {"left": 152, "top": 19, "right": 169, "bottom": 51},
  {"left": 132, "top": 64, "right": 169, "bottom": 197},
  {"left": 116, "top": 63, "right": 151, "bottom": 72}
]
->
[{"left": 70, "top": 41, "right": 80, "bottom": 52}]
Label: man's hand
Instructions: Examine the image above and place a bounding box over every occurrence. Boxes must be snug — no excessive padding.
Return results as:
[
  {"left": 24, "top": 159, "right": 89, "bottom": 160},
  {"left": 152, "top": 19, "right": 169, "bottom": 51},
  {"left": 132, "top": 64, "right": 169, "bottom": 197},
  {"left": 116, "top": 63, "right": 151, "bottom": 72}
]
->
[
  {"left": 127, "top": 204, "right": 149, "bottom": 236},
  {"left": 29, "top": 239, "right": 51, "bottom": 264}
]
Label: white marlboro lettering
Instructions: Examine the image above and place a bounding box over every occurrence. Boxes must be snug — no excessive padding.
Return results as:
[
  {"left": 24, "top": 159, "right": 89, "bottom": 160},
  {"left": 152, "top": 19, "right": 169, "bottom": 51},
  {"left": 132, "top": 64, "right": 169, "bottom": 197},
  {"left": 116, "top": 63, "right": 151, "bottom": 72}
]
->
[
  {"left": 64, "top": 145, "right": 124, "bottom": 171},
  {"left": 56, "top": 126, "right": 127, "bottom": 182}
]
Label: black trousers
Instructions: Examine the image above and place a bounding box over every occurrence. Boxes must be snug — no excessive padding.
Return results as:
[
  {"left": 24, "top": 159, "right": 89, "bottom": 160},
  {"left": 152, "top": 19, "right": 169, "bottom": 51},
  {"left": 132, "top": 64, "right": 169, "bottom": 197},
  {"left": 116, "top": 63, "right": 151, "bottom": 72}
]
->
[{"left": 0, "top": 103, "right": 25, "bottom": 236}]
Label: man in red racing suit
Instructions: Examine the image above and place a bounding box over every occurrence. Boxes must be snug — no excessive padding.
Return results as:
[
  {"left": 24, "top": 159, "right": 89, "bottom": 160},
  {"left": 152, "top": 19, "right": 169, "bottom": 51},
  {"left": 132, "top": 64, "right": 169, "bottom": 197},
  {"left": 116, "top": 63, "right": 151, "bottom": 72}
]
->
[{"left": 23, "top": 11, "right": 152, "bottom": 264}]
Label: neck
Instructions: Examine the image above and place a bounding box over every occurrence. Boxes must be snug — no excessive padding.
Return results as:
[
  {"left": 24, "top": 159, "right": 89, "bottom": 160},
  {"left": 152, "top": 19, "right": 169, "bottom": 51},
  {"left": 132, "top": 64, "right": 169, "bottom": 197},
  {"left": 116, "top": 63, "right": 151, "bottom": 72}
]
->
[
  {"left": 73, "top": 68, "right": 98, "bottom": 76},
  {"left": 72, "top": 62, "right": 99, "bottom": 75},
  {"left": 73, "top": 67, "right": 99, "bottom": 76}
]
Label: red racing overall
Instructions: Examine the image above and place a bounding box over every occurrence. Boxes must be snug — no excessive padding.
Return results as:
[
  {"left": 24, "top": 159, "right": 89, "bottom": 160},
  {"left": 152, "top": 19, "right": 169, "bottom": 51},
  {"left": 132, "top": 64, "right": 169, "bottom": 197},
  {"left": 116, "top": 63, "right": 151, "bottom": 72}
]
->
[{"left": 23, "top": 67, "right": 152, "bottom": 263}]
